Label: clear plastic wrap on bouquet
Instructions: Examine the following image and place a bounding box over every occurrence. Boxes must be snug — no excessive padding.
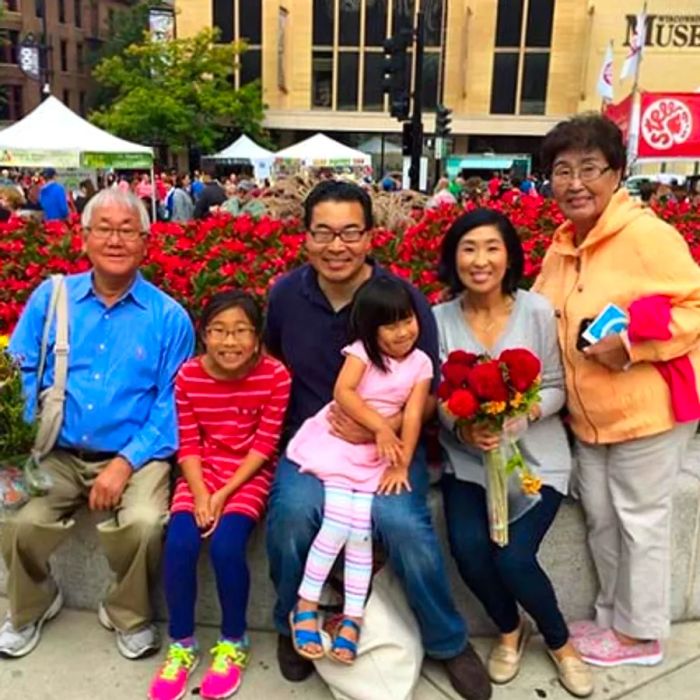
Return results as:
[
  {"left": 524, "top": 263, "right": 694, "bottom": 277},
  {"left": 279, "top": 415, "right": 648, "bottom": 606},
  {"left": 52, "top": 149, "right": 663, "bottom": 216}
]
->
[{"left": 482, "top": 434, "right": 541, "bottom": 548}]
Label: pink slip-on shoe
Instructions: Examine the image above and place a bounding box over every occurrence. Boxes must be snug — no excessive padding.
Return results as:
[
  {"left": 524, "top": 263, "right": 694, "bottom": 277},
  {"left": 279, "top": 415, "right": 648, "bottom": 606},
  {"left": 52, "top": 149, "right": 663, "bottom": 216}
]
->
[
  {"left": 576, "top": 629, "right": 663, "bottom": 668},
  {"left": 568, "top": 619, "right": 607, "bottom": 640},
  {"left": 148, "top": 642, "right": 199, "bottom": 700},
  {"left": 199, "top": 636, "right": 250, "bottom": 699}
]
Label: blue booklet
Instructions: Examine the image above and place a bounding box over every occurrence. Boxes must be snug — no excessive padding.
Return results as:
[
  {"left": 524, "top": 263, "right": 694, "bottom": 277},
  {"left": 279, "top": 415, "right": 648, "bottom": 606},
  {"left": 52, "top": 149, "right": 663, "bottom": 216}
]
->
[{"left": 582, "top": 303, "right": 629, "bottom": 345}]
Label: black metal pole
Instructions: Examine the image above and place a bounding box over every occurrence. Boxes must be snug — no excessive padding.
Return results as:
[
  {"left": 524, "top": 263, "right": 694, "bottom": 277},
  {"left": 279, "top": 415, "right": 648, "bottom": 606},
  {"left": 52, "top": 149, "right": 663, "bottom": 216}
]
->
[
  {"left": 380, "top": 134, "right": 386, "bottom": 179},
  {"left": 40, "top": 0, "right": 50, "bottom": 99},
  {"left": 409, "top": 12, "right": 424, "bottom": 192}
]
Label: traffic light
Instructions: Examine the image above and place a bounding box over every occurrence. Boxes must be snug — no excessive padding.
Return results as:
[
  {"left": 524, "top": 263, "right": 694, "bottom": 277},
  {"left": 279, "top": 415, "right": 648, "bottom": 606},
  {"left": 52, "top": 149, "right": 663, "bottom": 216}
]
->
[
  {"left": 435, "top": 104, "right": 452, "bottom": 137},
  {"left": 382, "top": 30, "right": 412, "bottom": 122}
]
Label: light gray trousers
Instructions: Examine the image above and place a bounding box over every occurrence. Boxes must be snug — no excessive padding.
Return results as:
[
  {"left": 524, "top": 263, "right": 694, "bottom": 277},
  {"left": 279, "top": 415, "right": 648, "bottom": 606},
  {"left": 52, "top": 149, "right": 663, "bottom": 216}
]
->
[{"left": 574, "top": 421, "right": 697, "bottom": 639}]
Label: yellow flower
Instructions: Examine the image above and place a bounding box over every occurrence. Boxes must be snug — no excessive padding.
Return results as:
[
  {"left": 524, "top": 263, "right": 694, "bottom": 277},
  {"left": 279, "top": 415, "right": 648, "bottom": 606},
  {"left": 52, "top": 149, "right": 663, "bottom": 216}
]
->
[
  {"left": 509, "top": 392, "right": 524, "bottom": 409},
  {"left": 483, "top": 401, "right": 507, "bottom": 415},
  {"left": 520, "top": 472, "right": 542, "bottom": 496},
  {"left": 0, "top": 335, "right": 8, "bottom": 350}
]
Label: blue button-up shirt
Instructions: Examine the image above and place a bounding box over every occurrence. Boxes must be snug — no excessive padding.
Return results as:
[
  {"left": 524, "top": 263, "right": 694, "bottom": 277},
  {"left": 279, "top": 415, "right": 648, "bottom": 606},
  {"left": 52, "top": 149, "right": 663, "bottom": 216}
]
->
[
  {"left": 264, "top": 261, "right": 440, "bottom": 441},
  {"left": 9, "top": 271, "right": 194, "bottom": 469}
]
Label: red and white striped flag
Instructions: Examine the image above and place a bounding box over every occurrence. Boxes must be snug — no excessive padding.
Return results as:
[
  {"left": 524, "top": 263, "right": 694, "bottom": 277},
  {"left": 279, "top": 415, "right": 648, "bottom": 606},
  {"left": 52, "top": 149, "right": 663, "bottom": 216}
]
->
[
  {"left": 597, "top": 42, "right": 614, "bottom": 101},
  {"left": 620, "top": 13, "right": 646, "bottom": 81}
]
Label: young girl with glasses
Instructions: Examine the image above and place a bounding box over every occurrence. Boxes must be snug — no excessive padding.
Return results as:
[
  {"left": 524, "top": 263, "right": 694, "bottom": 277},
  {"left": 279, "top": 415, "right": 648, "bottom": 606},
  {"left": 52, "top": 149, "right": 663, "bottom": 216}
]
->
[
  {"left": 148, "top": 291, "right": 291, "bottom": 700},
  {"left": 285, "top": 276, "right": 433, "bottom": 665}
]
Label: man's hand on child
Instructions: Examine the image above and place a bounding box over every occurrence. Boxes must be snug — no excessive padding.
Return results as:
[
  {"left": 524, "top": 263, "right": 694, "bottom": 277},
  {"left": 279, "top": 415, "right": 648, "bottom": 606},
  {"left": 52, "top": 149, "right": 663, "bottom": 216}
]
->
[
  {"left": 328, "top": 403, "right": 375, "bottom": 444},
  {"left": 378, "top": 467, "right": 412, "bottom": 495}
]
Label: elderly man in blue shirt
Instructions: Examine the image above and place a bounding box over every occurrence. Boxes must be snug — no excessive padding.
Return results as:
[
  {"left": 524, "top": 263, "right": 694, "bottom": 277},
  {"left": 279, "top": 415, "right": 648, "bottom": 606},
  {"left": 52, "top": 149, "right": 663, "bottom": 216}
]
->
[{"left": 0, "top": 189, "right": 194, "bottom": 660}]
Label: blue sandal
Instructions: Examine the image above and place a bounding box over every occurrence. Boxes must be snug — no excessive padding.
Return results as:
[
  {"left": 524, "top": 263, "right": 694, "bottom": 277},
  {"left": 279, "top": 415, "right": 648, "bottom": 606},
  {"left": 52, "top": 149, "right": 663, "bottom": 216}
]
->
[
  {"left": 289, "top": 607, "right": 325, "bottom": 660},
  {"left": 330, "top": 618, "right": 361, "bottom": 665}
]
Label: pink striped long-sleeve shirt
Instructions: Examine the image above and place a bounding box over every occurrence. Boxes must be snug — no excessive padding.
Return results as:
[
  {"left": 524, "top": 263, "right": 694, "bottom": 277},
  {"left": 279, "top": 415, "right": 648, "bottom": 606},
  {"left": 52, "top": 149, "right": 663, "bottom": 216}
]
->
[{"left": 171, "top": 355, "right": 291, "bottom": 521}]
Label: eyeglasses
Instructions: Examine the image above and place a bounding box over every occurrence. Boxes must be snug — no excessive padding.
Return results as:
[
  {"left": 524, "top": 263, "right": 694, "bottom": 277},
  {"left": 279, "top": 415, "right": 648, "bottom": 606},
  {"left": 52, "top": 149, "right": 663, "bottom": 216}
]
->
[
  {"left": 308, "top": 227, "right": 367, "bottom": 244},
  {"left": 551, "top": 164, "right": 612, "bottom": 184},
  {"left": 206, "top": 326, "right": 256, "bottom": 342},
  {"left": 86, "top": 226, "right": 145, "bottom": 242}
]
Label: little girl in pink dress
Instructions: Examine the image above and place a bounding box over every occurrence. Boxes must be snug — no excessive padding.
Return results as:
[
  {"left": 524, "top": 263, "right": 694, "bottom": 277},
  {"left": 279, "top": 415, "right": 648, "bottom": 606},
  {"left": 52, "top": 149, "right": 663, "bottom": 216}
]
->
[{"left": 286, "top": 276, "right": 433, "bottom": 664}]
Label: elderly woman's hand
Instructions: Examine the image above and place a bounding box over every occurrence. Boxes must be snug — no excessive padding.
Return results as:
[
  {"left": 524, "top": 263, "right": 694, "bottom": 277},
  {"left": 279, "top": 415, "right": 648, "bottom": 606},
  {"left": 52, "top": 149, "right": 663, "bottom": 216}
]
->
[{"left": 583, "top": 333, "right": 630, "bottom": 371}]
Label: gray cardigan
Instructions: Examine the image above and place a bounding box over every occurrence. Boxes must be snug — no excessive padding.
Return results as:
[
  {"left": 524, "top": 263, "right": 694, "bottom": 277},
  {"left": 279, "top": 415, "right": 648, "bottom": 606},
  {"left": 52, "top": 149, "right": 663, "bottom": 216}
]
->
[{"left": 433, "top": 290, "right": 571, "bottom": 495}]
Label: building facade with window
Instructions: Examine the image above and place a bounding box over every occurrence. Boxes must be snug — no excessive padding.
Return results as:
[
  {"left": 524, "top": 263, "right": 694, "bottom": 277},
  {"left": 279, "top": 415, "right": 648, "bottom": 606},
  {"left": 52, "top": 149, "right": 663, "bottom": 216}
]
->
[
  {"left": 0, "top": 0, "right": 129, "bottom": 122},
  {"left": 176, "top": 0, "right": 700, "bottom": 160}
]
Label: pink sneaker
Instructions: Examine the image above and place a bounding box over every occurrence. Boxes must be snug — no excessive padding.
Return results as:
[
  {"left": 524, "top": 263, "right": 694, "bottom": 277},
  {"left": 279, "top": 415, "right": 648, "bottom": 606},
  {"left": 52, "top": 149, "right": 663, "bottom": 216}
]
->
[
  {"left": 576, "top": 629, "right": 663, "bottom": 668},
  {"left": 148, "top": 642, "right": 199, "bottom": 700},
  {"left": 200, "top": 636, "right": 250, "bottom": 699},
  {"left": 568, "top": 619, "right": 606, "bottom": 640}
]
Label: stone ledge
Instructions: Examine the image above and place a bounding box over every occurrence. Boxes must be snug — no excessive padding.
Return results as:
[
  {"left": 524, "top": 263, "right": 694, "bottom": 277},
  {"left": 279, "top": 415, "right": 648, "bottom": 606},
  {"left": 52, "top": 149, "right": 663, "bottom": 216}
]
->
[{"left": 1, "top": 442, "right": 699, "bottom": 635}]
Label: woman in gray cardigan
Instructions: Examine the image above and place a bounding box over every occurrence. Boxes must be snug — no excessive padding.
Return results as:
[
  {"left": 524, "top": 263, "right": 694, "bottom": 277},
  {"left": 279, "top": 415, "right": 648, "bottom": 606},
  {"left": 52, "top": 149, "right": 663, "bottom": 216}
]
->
[{"left": 433, "top": 209, "right": 592, "bottom": 698}]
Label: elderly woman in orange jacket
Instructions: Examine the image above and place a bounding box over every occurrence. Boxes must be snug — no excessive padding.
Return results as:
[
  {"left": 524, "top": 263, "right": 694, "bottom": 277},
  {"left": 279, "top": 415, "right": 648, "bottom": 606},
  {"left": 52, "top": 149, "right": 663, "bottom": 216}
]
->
[{"left": 533, "top": 113, "right": 700, "bottom": 668}]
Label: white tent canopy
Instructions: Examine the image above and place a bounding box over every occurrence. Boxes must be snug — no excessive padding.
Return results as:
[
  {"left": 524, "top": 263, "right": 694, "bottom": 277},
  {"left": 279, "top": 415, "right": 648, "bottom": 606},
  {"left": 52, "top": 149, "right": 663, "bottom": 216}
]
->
[
  {"left": 206, "top": 134, "right": 274, "bottom": 162},
  {"left": 0, "top": 95, "right": 153, "bottom": 169},
  {"left": 275, "top": 133, "right": 371, "bottom": 167}
]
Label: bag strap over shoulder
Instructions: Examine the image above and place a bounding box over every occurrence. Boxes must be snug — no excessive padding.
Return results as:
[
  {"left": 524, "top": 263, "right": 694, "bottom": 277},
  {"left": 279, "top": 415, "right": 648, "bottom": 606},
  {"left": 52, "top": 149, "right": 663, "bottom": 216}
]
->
[
  {"left": 37, "top": 275, "right": 62, "bottom": 388},
  {"left": 37, "top": 275, "right": 68, "bottom": 395},
  {"left": 52, "top": 276, "right": 69, "bottom": 396}
]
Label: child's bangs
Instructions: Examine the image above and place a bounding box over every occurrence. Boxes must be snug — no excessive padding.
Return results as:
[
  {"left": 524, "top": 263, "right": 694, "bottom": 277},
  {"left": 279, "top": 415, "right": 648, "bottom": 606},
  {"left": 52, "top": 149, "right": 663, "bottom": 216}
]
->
[{"left": 376, "top": 288, "right": 415, "bottom": 326}]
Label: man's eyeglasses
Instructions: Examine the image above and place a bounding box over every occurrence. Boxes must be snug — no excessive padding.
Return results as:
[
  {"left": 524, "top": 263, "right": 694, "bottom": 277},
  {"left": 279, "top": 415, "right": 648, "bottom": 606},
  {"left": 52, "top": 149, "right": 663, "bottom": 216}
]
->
[
  {"left": 551, "top": 164, "right": 612, "bottom": 184},
  {"left": 206, "top": 326, "right": 256, "bottom": 342},
  {"left": 308, "top": 227, "right": 367, "bottom": 244},
  {"left": 86, "top": 226, "right": 146, "bottom": 242}
]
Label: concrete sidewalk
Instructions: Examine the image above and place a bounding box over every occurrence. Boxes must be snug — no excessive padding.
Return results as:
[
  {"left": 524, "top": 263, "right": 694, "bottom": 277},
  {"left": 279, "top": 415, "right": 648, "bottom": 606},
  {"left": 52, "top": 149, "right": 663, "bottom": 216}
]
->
[{"left": 1, "top": 600, "right": 698, "bottom": 700}]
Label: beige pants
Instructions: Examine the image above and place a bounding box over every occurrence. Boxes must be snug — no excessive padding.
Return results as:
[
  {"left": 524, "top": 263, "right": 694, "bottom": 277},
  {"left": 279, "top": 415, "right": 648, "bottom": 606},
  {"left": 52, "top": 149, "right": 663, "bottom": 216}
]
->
[
  {"left": 574, "top": 421, "right": 697, "bottom": 639},
  {"left": 1, "top": 450, "right": 170, "bottom": 631}
]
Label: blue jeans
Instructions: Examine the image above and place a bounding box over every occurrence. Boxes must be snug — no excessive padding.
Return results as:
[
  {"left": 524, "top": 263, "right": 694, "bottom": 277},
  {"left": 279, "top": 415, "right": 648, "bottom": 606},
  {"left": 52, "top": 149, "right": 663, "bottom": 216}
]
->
[
  {"left": 266, "top": 445, "right": 468, "bottom": 659},
  {"left": 442, "top": 476, "right": 569, "bottom": 650},
  {"left": 164, "top": 512, "right": 256, "bottom": 640}
]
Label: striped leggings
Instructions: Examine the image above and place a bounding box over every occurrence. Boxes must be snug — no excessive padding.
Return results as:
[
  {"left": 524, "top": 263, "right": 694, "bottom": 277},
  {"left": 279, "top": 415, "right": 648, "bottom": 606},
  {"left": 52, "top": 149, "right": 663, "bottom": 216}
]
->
[{"left": 298, "top": 484, "right": 374, "bottom": 618}]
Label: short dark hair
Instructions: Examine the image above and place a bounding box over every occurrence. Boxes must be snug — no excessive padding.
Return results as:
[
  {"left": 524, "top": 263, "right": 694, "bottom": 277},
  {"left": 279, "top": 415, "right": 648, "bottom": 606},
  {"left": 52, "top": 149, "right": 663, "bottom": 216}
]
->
[
  {"left": 438, "top": 208, "right": 524, "bottom": 296},
  {"left": 303, "top": 180, "right": 373, "bottom": 230},
  {"left": 541, "top": 113, "right": 627, "bottom": 176},
  {"left": 349, "top": 276, "right": 419, "bottom": 372},
  {"left": 198, "top": 290, "right": 263, "bottom": 340}
]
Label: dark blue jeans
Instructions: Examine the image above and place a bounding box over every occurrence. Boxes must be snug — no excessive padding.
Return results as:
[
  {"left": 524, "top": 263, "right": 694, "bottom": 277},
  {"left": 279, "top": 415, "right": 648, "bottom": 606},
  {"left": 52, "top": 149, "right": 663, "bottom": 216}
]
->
[
  {"left": 266, "top": 445, "right": 468, "bottom": 659},
  {"left": 442, "top": 476, "right": 569, "bottom": 650},
  {"left": 164, "top": 512, "right": 256, "bottom": 641}
]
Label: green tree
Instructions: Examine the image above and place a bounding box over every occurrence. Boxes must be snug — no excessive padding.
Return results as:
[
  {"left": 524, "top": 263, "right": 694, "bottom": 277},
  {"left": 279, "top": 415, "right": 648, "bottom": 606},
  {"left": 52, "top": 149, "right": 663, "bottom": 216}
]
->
[
  {"left": 85, "top": 0, "right": 159, "bottom": 109},
  {"left": 90, "top": 27, "right": 266, "bottom": 154}
]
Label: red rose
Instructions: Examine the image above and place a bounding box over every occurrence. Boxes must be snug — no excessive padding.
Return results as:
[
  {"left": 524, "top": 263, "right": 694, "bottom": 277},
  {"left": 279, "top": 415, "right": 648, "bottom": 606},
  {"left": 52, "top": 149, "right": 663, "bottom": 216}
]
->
[
  {"left": 447, "top": 350, "right": 478, "bottom": 367},
  {"left": 441, "top": 362, "right": 472, "bottom": 387},
  {"left": 447, "top": 389, "right": 480, "bottom": 419},
  {"left": 468, "top": 360, "right": 508, "bottom": 402},
  {"left": 437, "top": 380, "right": 455, "bottom": 401},
  {"left": 499, "top": 348, "right": 541, "bottom": 393}
]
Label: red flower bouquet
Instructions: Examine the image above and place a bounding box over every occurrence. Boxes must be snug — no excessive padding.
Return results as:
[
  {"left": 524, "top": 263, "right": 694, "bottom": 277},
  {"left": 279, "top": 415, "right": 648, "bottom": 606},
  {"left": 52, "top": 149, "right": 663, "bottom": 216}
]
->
[{"left": 439, "top": 347, "right": 543, "bottom": 546}]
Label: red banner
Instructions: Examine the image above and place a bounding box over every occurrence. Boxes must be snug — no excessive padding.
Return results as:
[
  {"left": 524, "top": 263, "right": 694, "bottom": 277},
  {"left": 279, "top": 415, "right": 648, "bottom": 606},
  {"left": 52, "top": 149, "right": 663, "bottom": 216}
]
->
[
  {"left": 638, "top": 92, "right": 700, "bottom": 159},
  {"left": 603, "top": 94, "right": 634, "bottom": 142}
]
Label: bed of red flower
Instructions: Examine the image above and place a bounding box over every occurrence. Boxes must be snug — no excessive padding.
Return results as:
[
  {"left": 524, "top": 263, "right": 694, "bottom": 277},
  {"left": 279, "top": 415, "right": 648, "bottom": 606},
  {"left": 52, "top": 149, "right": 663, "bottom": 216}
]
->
[{"left": 1, "top": 197, "right": 699, "bottom": 335}]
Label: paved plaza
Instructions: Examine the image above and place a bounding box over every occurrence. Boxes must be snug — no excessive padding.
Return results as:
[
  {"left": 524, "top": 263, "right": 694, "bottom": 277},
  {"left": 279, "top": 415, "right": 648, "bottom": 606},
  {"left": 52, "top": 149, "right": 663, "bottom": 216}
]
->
[{"left": 0, "top": 601, "right": 698, "bottom": 700}]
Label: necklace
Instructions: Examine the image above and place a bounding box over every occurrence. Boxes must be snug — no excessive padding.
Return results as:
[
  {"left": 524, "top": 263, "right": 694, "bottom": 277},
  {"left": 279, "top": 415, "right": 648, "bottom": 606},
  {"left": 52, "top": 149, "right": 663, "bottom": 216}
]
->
[{"left": 462, "top": 295, "right": 515, "bottom": 334}]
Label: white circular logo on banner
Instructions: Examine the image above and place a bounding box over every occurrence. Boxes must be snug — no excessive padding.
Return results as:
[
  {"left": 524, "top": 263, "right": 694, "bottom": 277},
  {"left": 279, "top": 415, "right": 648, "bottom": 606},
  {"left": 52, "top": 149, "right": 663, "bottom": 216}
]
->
[{"left": 641, "top": 98, "right": 693, "bottom": 151}]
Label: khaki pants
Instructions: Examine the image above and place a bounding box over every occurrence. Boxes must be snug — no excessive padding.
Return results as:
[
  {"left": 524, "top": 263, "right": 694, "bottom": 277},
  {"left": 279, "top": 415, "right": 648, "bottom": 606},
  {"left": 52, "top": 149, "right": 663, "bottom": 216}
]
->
[
  {"left": 574, "top": 421, "right": 697, "bottom": 639},
  {"left": 1, "top": 450, "right": 170, "bottom": 631}
]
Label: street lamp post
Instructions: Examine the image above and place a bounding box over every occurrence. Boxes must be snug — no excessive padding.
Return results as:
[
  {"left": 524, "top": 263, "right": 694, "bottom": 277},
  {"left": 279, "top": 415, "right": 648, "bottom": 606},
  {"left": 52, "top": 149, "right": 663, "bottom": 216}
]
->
[{"left": 39, "top": 0, "right": 50, "bottom": 99}]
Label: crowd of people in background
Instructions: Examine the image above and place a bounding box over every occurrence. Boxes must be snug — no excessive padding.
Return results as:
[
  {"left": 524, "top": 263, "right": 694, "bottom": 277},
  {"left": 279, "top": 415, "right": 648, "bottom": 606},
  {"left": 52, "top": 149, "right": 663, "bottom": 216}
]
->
[{"left": 0, "top": 161, "right": 698, "bottom": 228}]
